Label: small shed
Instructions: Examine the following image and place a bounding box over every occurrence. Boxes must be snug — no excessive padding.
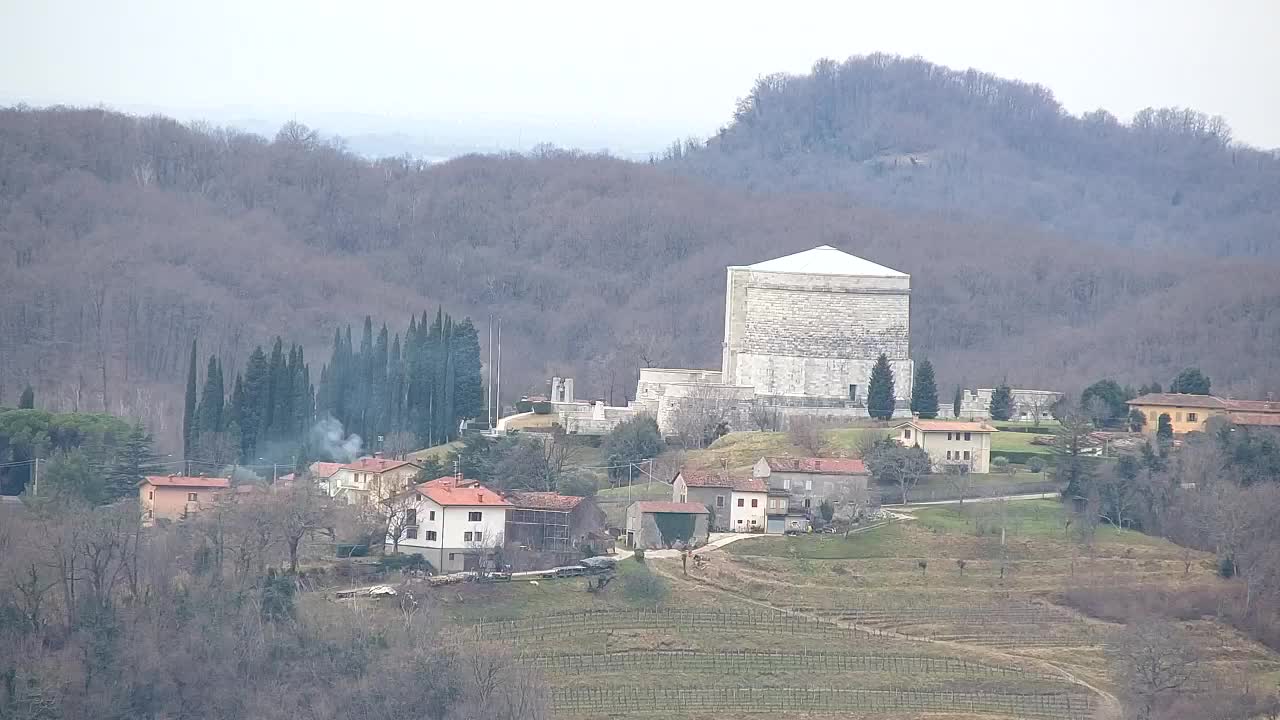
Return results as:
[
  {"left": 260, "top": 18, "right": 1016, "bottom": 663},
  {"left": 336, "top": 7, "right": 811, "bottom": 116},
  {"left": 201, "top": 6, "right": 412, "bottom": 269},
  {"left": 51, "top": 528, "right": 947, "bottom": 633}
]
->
[{"left": 625, "top": 501, "right": 710, "bottom": 549}]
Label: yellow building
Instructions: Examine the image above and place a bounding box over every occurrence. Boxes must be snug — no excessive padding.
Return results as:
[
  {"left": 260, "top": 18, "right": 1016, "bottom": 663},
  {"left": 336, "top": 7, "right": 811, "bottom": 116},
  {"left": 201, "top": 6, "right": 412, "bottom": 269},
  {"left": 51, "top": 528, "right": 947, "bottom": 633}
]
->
[{"left": 1127, "top": 393, "right": 1280, "bottom": 435}]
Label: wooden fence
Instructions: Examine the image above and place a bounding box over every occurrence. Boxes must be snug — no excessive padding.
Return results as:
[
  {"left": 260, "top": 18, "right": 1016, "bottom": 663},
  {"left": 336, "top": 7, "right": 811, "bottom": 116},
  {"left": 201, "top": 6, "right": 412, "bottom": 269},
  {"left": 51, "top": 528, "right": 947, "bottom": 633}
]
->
[{"left": 551, "top": 687, "right": 1094, "bottom": 719}]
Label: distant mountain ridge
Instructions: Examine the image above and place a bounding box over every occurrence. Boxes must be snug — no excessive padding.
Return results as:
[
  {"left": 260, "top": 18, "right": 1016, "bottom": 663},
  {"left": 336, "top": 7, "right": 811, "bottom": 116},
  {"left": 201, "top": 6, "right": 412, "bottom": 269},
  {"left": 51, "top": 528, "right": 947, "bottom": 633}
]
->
[{"left": 669, "top": 53, "right": 1280, "bottom": 257}]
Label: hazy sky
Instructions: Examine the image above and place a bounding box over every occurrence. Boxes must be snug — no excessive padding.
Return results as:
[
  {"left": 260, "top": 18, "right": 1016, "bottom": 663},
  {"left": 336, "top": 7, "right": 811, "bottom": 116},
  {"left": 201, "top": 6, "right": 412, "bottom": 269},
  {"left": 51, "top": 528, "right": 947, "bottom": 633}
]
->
[{"left": 2, "top": 0, "right": 1278, "bottom": 151}]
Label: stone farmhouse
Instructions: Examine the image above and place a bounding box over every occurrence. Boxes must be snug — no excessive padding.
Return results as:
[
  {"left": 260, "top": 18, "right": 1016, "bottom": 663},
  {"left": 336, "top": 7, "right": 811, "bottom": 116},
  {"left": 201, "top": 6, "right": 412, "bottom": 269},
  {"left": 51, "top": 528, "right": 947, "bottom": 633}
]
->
[
  {"left": 671, "top": 470, "right": 768, "bottom": 532},
  {"left": 752, "top": 457, "right": 870, "bottom": 521},
  {"left": 554, "top": 245, "right": 918, "bottom": 436},
  {"left": 893, "top": 419, "right": 998, "bottom": 473}
]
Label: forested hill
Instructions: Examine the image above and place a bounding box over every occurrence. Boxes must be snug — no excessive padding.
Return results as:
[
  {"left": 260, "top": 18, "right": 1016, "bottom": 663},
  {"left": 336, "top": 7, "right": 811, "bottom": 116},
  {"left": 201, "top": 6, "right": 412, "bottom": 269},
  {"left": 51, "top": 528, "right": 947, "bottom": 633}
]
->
[
  {"left": 1, "top": 106, "right": 1278, "bottom": 449},
  {"left": 668, "top": 54, "right": 1280, "bottom": 258}
]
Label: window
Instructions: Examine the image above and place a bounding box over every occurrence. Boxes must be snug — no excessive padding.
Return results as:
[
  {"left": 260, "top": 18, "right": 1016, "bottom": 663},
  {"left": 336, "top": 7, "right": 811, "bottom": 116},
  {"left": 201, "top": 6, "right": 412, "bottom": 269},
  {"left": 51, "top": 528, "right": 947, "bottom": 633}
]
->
[
  {"left": 468, "top": 511, "right": 482, "bottom": 521},
  {"left": 680, "top": 494, "right": 687, "bottom": 502},
  {"left": 782, "top": 478, "right": 790, "bottom": 490},
  {"left": 947, "top": 432, "right": 953, "bottom": 441},
  {"left": 429, "top": 510, "right": 436, "bottom": 521},
  {"left": 750, "top": 498, "right": 758, "bottom": 508},
  {"left": 1188, "top": 412, "right": 1198, "bottom": 422},
  {"left": 737, "top": 498, "right": 745, "bottom": 507},
  {"left": 473, "top": 531, "right": 483, "bottom": 543},
  {"left": 187, "top": 492, "right": 198, "bottom": 502},
  {"left": 848, "top": 384, "right": 857, "bottom": 400},
  {"left": 406, "top": 527, "right": 417, "bottom": 539},
  {"left": 946, "top": 450, "right": 952, "bottom": 460},
  {"left": 963, "top": 450, "right": 971, "bottom": 460},
  {"left": 903, "top": 429, "right": 912, "bottom": 440},
  {"left": 964, "top": 432, "right": 972, "bottom": 441},
  {"left": 464, "top": 531, "right": 473, "bottom": 542},
  {"left": 405, "top": 509, "right": 417, "bottom": 526},
  {"left": 716, "top": 495, "right": 725, "bottom": 507},
  {"left": 803, "top": 499, "right": 811, "bottom": 508},
  {"left": 148, "top": 491, "right": 154, "bottom": 500},
  {"left": 736, "top": 519, "right": 743, "bottom": 525},
  {"left": 805, "top": 479, "right": 812, "bottom": 491},
  {"left": 425, "top": 531, "right": 437, "bottom": 541},
  {"left": 448, "top": 553, "right": 456, "bottom": 561}
]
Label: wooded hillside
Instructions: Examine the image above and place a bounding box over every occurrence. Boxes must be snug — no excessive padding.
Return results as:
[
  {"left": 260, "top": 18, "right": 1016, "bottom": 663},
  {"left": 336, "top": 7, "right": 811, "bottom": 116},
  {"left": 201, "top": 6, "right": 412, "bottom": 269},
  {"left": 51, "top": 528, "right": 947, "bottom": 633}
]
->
[
  {"left": 1, "top": 104, "right": 1278, "bottom": 451},
  {"left": 670, "top": 53, "right": 1280, "bottom": 257}
]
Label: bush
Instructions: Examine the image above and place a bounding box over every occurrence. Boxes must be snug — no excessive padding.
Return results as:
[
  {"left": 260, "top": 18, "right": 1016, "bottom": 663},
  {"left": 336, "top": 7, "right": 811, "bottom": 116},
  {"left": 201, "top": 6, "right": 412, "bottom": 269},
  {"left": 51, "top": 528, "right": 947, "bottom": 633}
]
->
[
  {"left": 622, "top": 566, "right": 668, "bottom": 607},
  {"left": 378, "top": 553, "right": 428, "bottom": 572},
  {"left": 632, "top": 548, "right": 646, "bottom": 563},
  {"left": 531, "top": 400, "right": 553, "bottom": 414},
  {"left": 1027, "top": 456, "right": 1046, "bottom": 474},
  {"left": 515, "top": 399, "right": 533, "bottom": 413},
  {"left": 991, "top": 456, "right": 1010, "bottom": 470}
]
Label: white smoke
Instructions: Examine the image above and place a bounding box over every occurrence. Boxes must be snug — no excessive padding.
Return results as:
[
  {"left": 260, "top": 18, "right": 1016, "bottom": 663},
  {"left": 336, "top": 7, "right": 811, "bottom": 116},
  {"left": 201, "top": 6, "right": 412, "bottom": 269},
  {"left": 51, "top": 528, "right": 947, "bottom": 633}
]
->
[{"left": 310, "top": 415, "right": 363, "bottom": 462}]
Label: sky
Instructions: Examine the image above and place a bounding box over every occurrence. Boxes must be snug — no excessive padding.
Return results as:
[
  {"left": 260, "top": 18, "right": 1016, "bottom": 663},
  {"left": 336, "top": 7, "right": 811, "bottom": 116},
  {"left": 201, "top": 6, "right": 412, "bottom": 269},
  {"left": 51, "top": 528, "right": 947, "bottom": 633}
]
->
[{"left": 2, "top": 0, "right": 1278, "bottom": 154}]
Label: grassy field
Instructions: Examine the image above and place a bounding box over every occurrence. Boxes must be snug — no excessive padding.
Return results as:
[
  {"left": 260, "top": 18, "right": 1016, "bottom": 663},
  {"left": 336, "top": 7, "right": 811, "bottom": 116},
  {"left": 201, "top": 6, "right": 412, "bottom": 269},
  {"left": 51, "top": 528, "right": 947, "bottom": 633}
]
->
[
  {"left": 990, "top": 430, "right": 1056, "bottom": 455},
  {"left": 594, "top": 481, "right": 670, "bottom": 527}
]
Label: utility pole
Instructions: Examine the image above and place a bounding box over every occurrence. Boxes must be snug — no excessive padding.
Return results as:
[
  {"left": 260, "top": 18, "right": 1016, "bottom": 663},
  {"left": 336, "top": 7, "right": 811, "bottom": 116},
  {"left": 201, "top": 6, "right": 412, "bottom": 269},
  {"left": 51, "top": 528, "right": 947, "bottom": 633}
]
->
[
  {"left": 32, "top": 457, "right": 40, "bottom": 497},
  {"left": 627, "top": 461, "right": 633, "bottom": 505},
  {"left": 495, "top": 318, "right": 502, "bottom": 426},
  {"left": 487, "top": 315, "right": 493, "bottom": 432}
]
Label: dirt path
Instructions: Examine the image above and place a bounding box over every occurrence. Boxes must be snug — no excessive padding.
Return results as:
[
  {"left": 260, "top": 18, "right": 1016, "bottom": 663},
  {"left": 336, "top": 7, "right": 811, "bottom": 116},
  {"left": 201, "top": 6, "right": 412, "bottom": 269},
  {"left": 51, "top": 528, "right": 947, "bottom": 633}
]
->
[{"left": 653, "top": 555, "right": 1123, "bottom": 720}]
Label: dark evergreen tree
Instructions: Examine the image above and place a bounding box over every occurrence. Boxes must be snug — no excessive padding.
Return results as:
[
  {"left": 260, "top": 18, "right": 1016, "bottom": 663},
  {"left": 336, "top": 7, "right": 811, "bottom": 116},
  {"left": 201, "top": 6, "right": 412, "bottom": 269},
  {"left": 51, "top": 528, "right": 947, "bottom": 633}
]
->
[
  {"left": 240, "top": 346, "right": 270, "bottom": 462},
  {"left": 18, "top": 385, "right": 34, "bottom": 409},
  {"left": 105, "top": 422, "right": 162, "bottom": 501},
  {"left": 1157, "top": 413, "right": 1174, "bottom": 442},
  {"left": 1170, "top": 368, "right": 1211, "bottom": 395},
  {"left": 196, "top": 356, "right": 224, "bottom": 437},
  {"left": 452, "top": 317, "right": 484, "bottom": 423},
  {"left": 867, "top": 354, "right": 896, "bottom": 420},
  {"left": 952, "top": 386, "right": 963, "bottom": 419},
  {"left": 988, "top": 384, "right": 1015, "bottom": 421},
  {"left": 183, "top": 339, "right": 198, "bottom": 458},
  {"left": 910, "top": 360, "right": 939, "bottom": 419}
]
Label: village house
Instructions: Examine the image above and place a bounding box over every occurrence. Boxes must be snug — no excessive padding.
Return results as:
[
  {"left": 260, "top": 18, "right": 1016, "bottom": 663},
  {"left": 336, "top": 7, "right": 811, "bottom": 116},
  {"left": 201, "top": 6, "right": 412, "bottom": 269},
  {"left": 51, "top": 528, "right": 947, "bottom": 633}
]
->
[
  {"left": 893, "top": 419, "right": 998, "bottom": 473},
  {"left": 625, "top": 501, "right": 711, "bottom": 549},
  {"left": 504, "top": 490, "right": 606, "bottom": 558},
  {"left": 671, "top": 470, "right": 767, "bottom": 532},
  {"left": 765, "top": 487, "right": 810, "bottom": 533},
  {"left": 307, "top": 461, "right": 344, "bottom": 494},
  {"left": 326, "top": 454, "right": 421, "bottom": 505},
  {"left": 389, "top": 476, "right": 511, "bottom": 573},
  {"left": 139, "top": 475, "right": 231, "bottom": 524},
  {"left": 752, "top": 457, "right": 870, "bottom": 519},
  {"left": 1127, "top": 393, "right": 1280, "bottom": 436}
]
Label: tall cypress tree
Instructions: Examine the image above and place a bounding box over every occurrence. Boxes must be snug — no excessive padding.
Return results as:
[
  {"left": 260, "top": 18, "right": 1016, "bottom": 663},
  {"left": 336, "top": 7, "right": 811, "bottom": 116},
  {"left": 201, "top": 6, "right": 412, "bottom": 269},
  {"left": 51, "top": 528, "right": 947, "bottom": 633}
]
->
[
  {"left": 371, "top": 324, "right": 389, "bottom": 437},
  {"left": 451, "top": 317, "right": 484, "bottom": 423},
  {"left": 389, "top": 333, "right": 405, "bottom": 433},
  {"left": 910, "top": 360, "right": 939, "bottom": 419},
  {"left": 183, "top": 339, "right": 198, "bottom": 459},
  {"left": 953, "top": 386, "right": 963, "bottom": 419},
  {"left": 196, "top": 356, "right": 224, "bottom": 436},
  {"left": 265, "top": 337, "right": 287, "bottom": 441},
  {"left": 867, "top": 354, "right": 896, "bottom": 421},
  {"left": 18, "top": 386, "right": 34, "bottom": 409},
  {"left": 241, "top": 346, "right": 270, "bottom": 461}
]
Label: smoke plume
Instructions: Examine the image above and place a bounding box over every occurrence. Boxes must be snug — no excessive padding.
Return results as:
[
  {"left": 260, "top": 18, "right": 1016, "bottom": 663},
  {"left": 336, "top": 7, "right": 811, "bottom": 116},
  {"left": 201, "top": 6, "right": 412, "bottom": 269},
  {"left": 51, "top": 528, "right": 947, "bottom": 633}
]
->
[{"left": 310, "top": 415, "right": 363, "bottom": 462}]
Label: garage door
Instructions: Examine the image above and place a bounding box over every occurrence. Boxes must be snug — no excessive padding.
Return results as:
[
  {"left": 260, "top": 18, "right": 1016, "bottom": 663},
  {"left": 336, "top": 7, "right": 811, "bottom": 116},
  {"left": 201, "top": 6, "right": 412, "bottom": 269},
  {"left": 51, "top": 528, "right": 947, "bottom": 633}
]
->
[{"left": 766, "top": 517, "right": 784, "bottom": 534}]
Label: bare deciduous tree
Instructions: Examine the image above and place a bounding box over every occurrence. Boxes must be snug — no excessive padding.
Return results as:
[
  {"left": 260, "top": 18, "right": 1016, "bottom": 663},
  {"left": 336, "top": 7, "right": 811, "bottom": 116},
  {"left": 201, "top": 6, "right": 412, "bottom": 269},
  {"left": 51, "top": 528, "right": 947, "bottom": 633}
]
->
[{"left": 1108, "top": 621, "right": 1203, "bottom": 720}]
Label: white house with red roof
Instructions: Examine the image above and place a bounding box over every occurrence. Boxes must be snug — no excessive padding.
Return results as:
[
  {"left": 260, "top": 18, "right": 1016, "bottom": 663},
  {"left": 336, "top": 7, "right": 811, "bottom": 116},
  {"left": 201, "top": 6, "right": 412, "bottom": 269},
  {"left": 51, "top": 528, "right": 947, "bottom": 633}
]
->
[
  {"left": 390, "top": 476, "right": 511, "bottom": 573},
  {"left": 671, "top": 470, "right": 767, "bottom": 532},
  {"left": 325, "top": 454, "right": 421, "bottom": 505},
  {"left": 892, "top": 419, "right": 998, "bottom": 473},
  {"left": 752, "top": 457, "right": 871, "bottom": 525}
]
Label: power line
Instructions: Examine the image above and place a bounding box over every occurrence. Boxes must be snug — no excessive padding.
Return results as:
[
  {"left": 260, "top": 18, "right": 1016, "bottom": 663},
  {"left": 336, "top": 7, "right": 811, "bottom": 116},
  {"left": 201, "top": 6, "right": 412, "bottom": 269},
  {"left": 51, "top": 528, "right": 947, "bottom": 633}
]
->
[{"left": 0, "top": 459, "right": 38, "bottom": 468}]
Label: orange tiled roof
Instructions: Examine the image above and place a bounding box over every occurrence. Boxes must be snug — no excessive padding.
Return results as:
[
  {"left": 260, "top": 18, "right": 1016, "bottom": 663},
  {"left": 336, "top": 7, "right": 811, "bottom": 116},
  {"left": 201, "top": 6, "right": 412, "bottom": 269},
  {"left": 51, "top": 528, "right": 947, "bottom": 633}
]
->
[
  {"left": 344, "top": 456, "right": 419, "bottom": 473},
  {"left": 895, "top": 420, "right": 998, "bottom": 433},
  {"left": 506, "top": 491, "right": 586, "bottom": 511},
  {"left": 679, "top": 471, "right": 768, "bottom": 493},
  {"left": 763, "top": 457, "right": 868, "bottom": 474},
  {"left": 1230, "top": 412, "right": 1280, "bottom": 427},
  {"left": 308, "top": 462, "right": 344, "bottom": 478},
  {"left": 415, "top": 482, "right": 511, "bottom": 507}
]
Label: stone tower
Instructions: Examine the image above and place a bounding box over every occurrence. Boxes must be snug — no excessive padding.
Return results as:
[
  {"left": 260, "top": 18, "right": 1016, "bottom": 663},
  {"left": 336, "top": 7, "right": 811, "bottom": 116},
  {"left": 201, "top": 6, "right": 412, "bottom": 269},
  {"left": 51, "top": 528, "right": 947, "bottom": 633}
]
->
[{"left": 721, "top": 245, "right": 913, "bottom": 405}]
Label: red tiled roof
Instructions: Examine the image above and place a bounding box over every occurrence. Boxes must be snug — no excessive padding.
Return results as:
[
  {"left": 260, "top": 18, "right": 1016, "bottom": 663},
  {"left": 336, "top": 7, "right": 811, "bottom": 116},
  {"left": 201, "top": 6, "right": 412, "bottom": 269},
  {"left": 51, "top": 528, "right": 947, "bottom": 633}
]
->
[
  {"left": 143, "top": 475, "right": 231, "bottom": 488},
  {"left": 763, "top": 457, "right": 868, "bottom": 474},
  {"left": 894, "top": 420, "right": 998, "bottom": 433},
  {"left": 506, "top": 491, "right": 585, "bottom": 511},
  {"left": 634, "top": 501, "right": 709, "bottom": 514},
  {"left": 308, "top": 462, "right": 344, "bottom": 478},
  {"left": 678, "top": 471, "right": 767, "bottom": 492},
  {"left": 1127, "top": 393, "right": 1229, "bottom": 410},
  {"left": 422, "top": 475, "right": 482, "bottom": 489},
  {"left": 344, "top": 457, "right": 419, "bottom": 473},
  {"left": 1227, "top": 399, "right": 1280, "bottom": 413},
  {"left": 415, "top": 482, "right": 511, "bottom": 507},
  {"left": 1230, "top": 412, "right": 1280, "bottom": 427}
]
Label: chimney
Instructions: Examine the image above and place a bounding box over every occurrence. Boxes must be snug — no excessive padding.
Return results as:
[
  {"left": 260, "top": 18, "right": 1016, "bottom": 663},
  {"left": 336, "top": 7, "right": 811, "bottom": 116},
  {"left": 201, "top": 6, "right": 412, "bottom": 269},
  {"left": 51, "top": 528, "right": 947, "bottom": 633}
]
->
[{"left": 373, "top": 451, "right": 384, "bottom": 459}]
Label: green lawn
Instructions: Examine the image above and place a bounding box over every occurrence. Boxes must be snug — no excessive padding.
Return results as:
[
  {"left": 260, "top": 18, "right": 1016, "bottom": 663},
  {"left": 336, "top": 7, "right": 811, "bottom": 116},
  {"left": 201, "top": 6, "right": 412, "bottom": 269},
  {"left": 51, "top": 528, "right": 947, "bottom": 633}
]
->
[
  {"left": 725, "top": 524, "right": 912, "bottom": 559},
  {"left": 596, "top": 481, "right": 671, "bottom": 527},
  {"left": 990, "top": 430, "right": 1055, "bottom": 455}
]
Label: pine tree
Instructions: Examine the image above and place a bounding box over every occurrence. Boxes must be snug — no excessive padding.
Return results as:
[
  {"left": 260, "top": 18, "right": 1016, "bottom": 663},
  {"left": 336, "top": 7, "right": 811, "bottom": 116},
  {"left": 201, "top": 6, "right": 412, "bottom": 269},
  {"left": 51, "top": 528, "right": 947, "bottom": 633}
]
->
[
  {"left": 106, "top": 422, "right": 162, "bottom": 501},
  {"left": 1170, "top": 368, "right": 1211, "bottom": 395},
  {"left": 240, "top": 346, "right": 270, "bottom": 461},
  {"left": 183, "top": 339, "right": 198, "bottom": 459},
  {"left": 910, "top": 360, "right": 939, "bottom": 419},
  {"left": 952, "top": 386, "right": 963, "bottom": 419},
  {"left": 196, "top": 356, "right": 224, "bottom": 437},
  {"left": 18, "top": 385, "right": 34, "bottom": 409},
  {"left": 989, "top": 384, "right": 1015, "bottom": 421},
  {"left": 867, "top": 354, "right": 896, "bottom": 420}
]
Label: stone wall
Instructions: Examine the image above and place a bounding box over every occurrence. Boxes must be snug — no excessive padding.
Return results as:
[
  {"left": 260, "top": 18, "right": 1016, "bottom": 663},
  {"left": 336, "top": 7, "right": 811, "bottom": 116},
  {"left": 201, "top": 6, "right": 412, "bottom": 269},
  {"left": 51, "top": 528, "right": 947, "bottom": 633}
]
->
[{"left": 722, "top": 267, "right": 912, "bottom": 400}]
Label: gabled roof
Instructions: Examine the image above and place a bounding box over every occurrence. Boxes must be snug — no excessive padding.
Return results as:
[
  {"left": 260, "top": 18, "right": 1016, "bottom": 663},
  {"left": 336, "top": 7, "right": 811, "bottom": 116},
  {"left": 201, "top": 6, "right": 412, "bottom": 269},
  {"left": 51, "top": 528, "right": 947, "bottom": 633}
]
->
[
  {"left": 1226, "top": 399, "right": 1280, "bottom": 413},
  {"left": 894, "top": 420, "right": 998, "bottom": 433},
  {"left": 143, "top": 475, "right": 231, "bottom": 488},
  {"left": 762, "top": 457, "right": 867, "bottom": 475},
  {"left": 1127, "top": 393, "right": 1229, "bottom": 410},
  {"left": 633, "top": 501, "right": 709, "bottom": 515},
  {"left": 344, "top": 456, "right": 419, "bottom": 473},
  {"left": 678, "top": 471, "right": 766, "bottom": 492},
  {"left": 506, "top": 491, "right": 586, "bottom": 511},
  {"left": 308, "top": 462, "right": 344, "bottom": 478},
  {"left": 741, "top": 245, "right": 906, "bottom": 278},
  {"left": 414, "top": 482, "right": 511, "bottom": 508}
]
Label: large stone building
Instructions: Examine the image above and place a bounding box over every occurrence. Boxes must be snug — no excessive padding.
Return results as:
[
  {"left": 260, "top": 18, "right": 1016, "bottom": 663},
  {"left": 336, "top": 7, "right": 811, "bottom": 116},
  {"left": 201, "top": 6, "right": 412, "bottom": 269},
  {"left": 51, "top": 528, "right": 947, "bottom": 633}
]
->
[{"left": 555, "top": 246, "right": 918, "bottom": 436}]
